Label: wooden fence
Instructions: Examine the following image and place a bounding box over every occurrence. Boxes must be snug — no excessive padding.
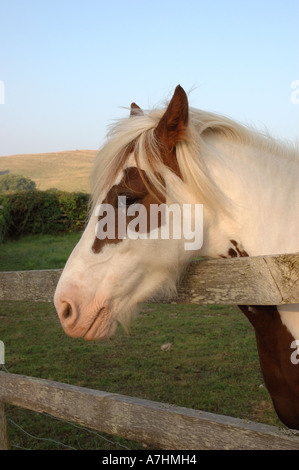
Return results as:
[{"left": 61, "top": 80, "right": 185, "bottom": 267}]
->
[{"left": 0, "top": 252, "right": 299, "bottom": 450}]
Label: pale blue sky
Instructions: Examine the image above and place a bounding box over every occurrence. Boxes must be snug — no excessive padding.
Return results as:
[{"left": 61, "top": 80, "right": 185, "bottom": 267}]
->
[{"left": 0, "top": 0, "right": 298, "bottom": 156}]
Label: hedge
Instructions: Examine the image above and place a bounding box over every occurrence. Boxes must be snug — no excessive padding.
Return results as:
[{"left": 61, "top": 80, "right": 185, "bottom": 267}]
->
[{"left": 0, "top": 190, "right": 89, "bottom": 242}]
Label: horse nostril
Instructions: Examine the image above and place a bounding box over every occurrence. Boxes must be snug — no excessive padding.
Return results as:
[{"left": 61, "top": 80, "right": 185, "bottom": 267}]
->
[
  {"left": 62, "top": 303, "right": 72, "bottom": 320},
  {"left": 56, "top": 298, "right": 80, "bottom": 336}
]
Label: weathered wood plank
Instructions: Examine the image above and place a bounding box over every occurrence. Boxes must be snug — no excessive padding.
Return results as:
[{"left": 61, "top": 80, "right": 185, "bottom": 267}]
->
[
  {"left": 0, "top": 372, "right": 299, "bottom": 450},
  {"left": 0, "top": 269, "right": 62, "bottom": 302},
  {"left": 172, "top": 252, "right": 299, "bottom": 305},
  {"left": 0, "top": 253, "right": 298, "bottom": 305}
]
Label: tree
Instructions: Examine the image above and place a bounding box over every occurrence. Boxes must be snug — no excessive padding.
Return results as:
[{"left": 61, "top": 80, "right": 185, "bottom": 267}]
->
[{"left": 0, "top": 174, "right": 36, "bottom": 193}]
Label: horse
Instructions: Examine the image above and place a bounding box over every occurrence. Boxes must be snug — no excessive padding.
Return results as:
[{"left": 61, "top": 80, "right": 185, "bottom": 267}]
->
[{"left": 54, "top": 85, "right": 299, "bottom": 430}]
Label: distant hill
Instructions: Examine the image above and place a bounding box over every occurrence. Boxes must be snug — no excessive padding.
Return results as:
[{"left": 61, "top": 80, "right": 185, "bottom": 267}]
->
[{"left": 0, "top": 150, "right": 98, "bottom": 193}]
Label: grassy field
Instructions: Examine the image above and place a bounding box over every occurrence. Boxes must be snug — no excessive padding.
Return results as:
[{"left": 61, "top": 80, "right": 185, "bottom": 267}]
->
[
  {"left": 0, "top": 234, "right": 284, "bottom": 449},
  {"left": 0, "top": 150, "right": 97, "bottom": 192},
  {"left": 0, "top": 233, "right": 82, "bottom": 271}
]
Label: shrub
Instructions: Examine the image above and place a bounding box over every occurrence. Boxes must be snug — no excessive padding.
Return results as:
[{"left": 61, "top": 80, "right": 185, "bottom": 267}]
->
[
  {"left": 0, "top": 190, "right": 89, "bottom": 241},
  {"left": 0, "top": 195, "right": 12, "bottom": 243},
  {"left": 57, "top": 191, "right": 89, "bottom": 231},
  {"left": 0, "top": 173, "right": 36, "bottom": 192}
]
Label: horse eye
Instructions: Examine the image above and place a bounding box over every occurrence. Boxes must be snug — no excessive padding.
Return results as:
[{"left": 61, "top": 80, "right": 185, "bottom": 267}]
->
[{"left": 117, "top": 195, "right": 141, "bottom": 208}]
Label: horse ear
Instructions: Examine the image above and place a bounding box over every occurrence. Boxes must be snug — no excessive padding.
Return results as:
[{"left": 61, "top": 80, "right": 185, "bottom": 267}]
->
[
  {"left": 130, "top": 102, "right": 144, "bottom": 117},
  {"left": 155, "top": 85, "right": 189, "bottom": 149}
]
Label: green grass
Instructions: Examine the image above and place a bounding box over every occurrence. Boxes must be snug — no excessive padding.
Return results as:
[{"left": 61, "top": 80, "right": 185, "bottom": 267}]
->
[
  {"left": 0, "top": 234, "right": 284, "bottom": 449},
  {"left": 0, "top": 233, "right": 82, "bottom": 271}
]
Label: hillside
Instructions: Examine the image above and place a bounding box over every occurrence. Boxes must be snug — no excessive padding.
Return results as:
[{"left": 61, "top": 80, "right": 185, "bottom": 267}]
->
[{"left": 0, "top": 150, "right": 98, "bottom": 193}]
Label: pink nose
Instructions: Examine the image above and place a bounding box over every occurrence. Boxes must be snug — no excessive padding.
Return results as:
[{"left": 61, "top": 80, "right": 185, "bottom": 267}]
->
[{"left": 54, "top": 288, "right": 113, "bottom": 340}]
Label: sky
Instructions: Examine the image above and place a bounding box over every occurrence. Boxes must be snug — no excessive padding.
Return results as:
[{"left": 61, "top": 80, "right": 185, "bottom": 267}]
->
[{"left": 0, "top": 0, "right": 298, "bottom": 156}]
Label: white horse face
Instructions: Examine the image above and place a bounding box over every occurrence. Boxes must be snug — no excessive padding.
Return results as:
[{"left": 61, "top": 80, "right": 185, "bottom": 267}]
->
[{"left": 54, "top": 86, "right": 195, "bottom": 340}]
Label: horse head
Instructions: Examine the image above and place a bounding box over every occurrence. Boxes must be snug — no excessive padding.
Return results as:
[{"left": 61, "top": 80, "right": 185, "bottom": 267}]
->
[{"left": 54, "top": 86, "right": 201, "bottom": 340}]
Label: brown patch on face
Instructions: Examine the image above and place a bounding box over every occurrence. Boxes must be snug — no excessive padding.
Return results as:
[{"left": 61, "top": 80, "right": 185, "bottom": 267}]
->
[{"left": 92, "top": 167, "right": 165, "bottom": 254}]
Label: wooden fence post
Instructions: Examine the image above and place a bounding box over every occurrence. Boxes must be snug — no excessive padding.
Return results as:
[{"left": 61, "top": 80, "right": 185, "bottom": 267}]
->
[{"left": 0, "top": 402, "right": 9, "bottom": 450}]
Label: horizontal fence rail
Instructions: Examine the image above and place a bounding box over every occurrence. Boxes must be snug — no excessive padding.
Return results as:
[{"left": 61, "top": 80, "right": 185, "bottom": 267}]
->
[
  {"left": 0, "top": 252, "right": 298, "bottom": 305},
  {"left": 1, "top": 372, "right": 299, "bottom": 450}
]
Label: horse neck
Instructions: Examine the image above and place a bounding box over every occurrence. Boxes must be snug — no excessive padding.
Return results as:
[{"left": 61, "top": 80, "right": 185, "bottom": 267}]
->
[{"left": 200, "top": 133, "right": 299, "bottom": 258}]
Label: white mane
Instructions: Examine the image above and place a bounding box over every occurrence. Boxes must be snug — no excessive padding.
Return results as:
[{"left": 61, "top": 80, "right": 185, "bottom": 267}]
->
[{"left": 90, "top": 104, "right": 298, "bottom": 215}]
